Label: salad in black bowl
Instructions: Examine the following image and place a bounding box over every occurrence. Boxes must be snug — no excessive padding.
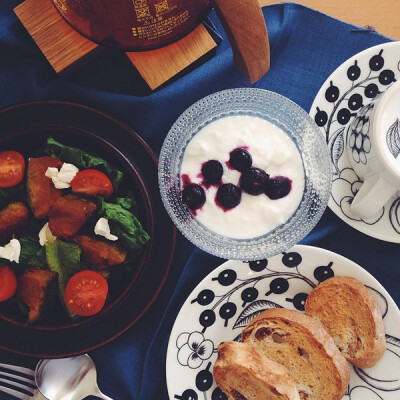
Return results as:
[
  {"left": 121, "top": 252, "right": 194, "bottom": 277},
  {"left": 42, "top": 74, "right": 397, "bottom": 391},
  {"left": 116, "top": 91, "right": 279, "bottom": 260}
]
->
[
  {"left": 0, "top": 101, "right": 176, "bottom": 357},
  {"left": 0, "top": 136, "right": 150, "bottom": 324}
]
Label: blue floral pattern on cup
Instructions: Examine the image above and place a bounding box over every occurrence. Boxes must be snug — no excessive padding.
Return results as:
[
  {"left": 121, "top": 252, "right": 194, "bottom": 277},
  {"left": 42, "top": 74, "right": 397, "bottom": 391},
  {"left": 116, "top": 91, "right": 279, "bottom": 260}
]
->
[
  {"left": 310, "top": 42, "right": 400, "bottom": 239},
  {"left": 348, "top": 103, "right": 374, "bottom": 165}
]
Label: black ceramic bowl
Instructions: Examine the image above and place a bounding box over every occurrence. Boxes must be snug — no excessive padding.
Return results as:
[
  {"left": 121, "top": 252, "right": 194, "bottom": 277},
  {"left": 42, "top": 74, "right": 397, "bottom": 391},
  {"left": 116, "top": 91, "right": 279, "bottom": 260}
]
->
[{"left": 0, "top": 101, "right": 176, "bottom": 357}]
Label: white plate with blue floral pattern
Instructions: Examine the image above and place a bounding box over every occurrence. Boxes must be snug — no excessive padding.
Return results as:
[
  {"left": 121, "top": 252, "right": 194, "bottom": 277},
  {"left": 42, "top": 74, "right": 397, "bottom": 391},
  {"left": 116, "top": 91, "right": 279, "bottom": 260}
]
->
[
  {"left": 310, "top": 41, "right": 400, "bottom": 242},
  {"left": 166, "top": 245, "right": 400, "bottom": 400}
]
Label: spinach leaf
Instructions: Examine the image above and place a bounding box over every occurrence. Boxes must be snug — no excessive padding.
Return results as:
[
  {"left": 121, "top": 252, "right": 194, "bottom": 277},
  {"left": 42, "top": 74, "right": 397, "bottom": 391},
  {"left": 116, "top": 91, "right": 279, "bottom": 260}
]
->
[
  {"left": 18, "top": 236, "right": 46, "bottom": 267},
  {"left": 111, "top": 226, "right": 150, "bottom": 252},
  {"left": 44, "top": 137, "right": 124, "bottom": 190},
  {"left": 117, "top": 196, "right": 135, "bottom": 209},
  {"left": 99, "top": 198, "right": 150, "bottom": 251},
  {"left": 45, "top": 239, "right": 82, "bottom": 318}
]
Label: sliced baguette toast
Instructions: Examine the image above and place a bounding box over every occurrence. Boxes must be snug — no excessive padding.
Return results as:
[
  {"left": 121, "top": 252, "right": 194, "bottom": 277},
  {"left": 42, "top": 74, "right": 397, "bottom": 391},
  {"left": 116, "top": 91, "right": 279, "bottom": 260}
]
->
[
  {"left": 305, "top": 276, "right": 386, "bottom": 368},
  {"left": 214, "top": 341, "right": 300, "bottom": 400},
  {"left": 241, "top": 308, "right": 350, "bottom": 400}
]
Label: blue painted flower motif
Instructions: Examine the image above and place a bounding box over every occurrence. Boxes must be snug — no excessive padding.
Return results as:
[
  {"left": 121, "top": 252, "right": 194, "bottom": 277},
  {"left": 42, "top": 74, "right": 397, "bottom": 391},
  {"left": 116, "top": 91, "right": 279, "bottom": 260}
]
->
[{"left": 176, "top": 331, "right": 214, "bottom": 369}]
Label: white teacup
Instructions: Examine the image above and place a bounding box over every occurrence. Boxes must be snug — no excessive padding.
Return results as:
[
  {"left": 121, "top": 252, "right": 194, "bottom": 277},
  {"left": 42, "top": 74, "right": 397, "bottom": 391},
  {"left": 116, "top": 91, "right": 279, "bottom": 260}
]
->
[{"left": 347, "top": 79, "right": 400, "bottom": 219}]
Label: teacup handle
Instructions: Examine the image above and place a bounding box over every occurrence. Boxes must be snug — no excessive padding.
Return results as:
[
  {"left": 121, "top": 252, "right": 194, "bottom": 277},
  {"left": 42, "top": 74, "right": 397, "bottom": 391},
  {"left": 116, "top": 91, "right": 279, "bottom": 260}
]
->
[{"left": 350, "top": 174, "right": 398, "bottom": 219}]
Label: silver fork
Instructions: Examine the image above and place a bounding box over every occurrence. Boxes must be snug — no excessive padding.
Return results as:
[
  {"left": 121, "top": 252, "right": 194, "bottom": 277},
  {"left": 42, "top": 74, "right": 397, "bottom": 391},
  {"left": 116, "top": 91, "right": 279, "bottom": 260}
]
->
[{"left": 0, "top": 363, "right": 46, "bottom": 400}]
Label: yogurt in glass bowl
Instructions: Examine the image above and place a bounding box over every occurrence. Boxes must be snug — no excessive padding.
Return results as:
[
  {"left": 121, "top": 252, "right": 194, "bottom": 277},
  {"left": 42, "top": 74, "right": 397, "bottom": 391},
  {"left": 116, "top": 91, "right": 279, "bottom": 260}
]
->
[{"left": 159, "top": 88, "right": 331, "bottom": 260}]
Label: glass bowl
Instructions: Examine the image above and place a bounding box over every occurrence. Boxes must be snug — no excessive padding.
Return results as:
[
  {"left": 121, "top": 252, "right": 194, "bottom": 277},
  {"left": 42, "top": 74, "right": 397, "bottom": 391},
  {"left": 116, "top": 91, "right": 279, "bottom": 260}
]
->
[{"left": 158, "top": 88, "right": 332, "bottom": 260}]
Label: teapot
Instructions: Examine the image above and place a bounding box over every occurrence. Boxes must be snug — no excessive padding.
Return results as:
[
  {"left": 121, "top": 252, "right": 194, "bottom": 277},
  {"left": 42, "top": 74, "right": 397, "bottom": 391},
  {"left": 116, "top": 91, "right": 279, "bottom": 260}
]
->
[{"left": 51, "top": 0, "right": 270, "bottom": 82}]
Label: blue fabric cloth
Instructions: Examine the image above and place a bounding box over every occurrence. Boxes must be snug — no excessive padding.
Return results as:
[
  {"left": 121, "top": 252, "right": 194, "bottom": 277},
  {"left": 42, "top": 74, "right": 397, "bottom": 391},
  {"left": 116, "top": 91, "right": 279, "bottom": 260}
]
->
[{"left": 0, "top": 2, "right": 399, "bottom": 399}]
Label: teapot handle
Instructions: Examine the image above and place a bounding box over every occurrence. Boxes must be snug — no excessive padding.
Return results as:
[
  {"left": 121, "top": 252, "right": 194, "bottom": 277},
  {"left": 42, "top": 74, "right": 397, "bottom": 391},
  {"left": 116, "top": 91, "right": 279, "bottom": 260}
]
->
[{"left": 212, "top": 0, "right": 270, "bottom": 83}]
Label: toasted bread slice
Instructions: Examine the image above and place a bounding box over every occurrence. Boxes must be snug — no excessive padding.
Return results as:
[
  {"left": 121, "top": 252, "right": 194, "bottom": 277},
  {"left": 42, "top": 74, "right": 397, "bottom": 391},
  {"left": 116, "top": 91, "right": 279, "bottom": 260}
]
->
[
  {"left": 242, "top": 308, "right": 350, "bottom": 400},
  {"left": 305, "top": 276, "right": 386, "bottom": 368},
  {"left": 214, "top": 341, "right": 300, "bottom": 400}
]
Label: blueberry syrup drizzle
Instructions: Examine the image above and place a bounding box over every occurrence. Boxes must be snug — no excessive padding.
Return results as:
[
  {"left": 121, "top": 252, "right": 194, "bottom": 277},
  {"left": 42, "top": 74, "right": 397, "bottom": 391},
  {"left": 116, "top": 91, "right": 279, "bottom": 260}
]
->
[
  {"left": 181, "top": 173, "right": 192, "bottom": 188},
  {"left": 181, "top": 174, "right": 205, "bottom": 215}
]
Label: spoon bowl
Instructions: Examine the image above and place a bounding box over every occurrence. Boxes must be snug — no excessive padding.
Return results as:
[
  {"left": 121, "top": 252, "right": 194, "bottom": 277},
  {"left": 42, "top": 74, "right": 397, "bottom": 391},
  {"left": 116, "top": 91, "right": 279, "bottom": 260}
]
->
[{"left": 35, "top": 354, "right": 112, "bottom": 400}]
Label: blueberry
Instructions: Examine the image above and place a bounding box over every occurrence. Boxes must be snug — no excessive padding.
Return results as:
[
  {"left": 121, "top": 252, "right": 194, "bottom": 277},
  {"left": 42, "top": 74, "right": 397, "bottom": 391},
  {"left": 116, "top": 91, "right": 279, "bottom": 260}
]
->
[
  {"left": 201, "top": 160, "right": 223, "bottom": 185},
  {"left": 216, "top": 183, "right": 241, "bottom": 209},
  {"left": 182, "top": 184, "right": 206, "bottom": 210},
  {"left": 265, "top": 176, "right": 292, "bottom": 199},
  {"left": 229, "top": 148, "right": 252, "bottom": 171},
  {"left": 239, "top": 167, "right": 269, "bottom": 195}
]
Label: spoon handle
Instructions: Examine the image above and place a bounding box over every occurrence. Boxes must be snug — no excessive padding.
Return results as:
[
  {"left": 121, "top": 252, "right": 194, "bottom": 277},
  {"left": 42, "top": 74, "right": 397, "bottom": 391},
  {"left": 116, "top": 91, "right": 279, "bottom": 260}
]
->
[
  {"left": 96, "top": 390, "right": 114, "bottom": 400},
  {"left": 31, "top": 390, "right": 50, "bottom": 400}
]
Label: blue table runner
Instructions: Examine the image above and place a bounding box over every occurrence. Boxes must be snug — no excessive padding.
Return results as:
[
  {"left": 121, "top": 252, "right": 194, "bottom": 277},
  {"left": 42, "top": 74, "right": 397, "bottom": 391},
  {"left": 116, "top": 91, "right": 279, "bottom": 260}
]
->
[{"left": 0, "top": 2, "right": 398, "bottom": 399}]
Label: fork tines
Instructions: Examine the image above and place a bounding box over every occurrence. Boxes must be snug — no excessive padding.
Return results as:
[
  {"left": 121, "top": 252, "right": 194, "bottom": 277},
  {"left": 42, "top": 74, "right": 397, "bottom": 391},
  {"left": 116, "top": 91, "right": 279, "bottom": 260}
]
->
[{"left": 0, "top": 363, "right": 36, "bottom": 399}]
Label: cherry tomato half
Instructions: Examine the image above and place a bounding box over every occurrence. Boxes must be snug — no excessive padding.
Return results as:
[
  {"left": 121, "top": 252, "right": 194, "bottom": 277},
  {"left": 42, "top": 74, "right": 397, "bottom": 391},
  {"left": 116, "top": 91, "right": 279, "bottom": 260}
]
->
[
  {"left": 65, "top": 270, "right": 108, "bottom": 316},
  {"left": 0, "top": 151, "right": 25, "bottom": 188},
  {"left": 0, "top": 265, "right": 17, "bottom": 301},
  {"left": 70, "top": 169, "right": 113, "bottom": 199}
]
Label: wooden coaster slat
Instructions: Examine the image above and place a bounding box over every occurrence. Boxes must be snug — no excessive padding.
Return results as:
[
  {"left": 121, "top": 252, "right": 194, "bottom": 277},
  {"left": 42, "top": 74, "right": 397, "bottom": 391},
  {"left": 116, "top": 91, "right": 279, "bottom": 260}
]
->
[
  {"left": 14, "top": 0, "right": 100, "bottom": 74},
  {"left": 126, "top": 25, "right": 217, "bottom": 90},
  {"left": 14, "top": 0, "right": 218, "bottom": 89}
]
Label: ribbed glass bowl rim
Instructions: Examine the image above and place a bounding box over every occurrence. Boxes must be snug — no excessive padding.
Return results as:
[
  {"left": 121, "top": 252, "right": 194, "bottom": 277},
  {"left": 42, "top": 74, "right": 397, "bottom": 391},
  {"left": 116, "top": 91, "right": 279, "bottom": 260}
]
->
[{"left": 158, "top": 88, "right": 332, "bottom": 260}]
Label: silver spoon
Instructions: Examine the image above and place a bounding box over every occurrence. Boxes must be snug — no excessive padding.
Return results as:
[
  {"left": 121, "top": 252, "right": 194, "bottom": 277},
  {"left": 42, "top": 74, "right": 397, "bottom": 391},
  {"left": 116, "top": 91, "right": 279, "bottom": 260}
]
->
[{"left": 35, "top": 354, "right": 113, "bottom": 400}]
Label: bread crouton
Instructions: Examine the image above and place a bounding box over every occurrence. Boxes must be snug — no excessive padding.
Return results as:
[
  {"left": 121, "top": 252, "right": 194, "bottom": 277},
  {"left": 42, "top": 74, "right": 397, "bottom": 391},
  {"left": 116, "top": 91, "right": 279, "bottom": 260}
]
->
[
  {"left": 27, "top": 156, "right": 62, "bottom": 219},
  {"left": 0, "top": 202, "right": 29, "bottom": 243},
  {"left": 17, "top": 267, "right": 57, "bottom": 324},
  {"left": 48, "top": 194, "right": 97, "bottom": 239},
  {"left": 72, "top": 235, "right": 127, "bottom": 269}
]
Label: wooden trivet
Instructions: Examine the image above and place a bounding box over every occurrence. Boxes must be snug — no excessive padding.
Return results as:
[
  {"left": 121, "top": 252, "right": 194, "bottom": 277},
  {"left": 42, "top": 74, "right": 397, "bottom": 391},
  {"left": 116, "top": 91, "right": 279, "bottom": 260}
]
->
[{"left": 14, "top": 0, "right": 218, "bottom": 90}]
